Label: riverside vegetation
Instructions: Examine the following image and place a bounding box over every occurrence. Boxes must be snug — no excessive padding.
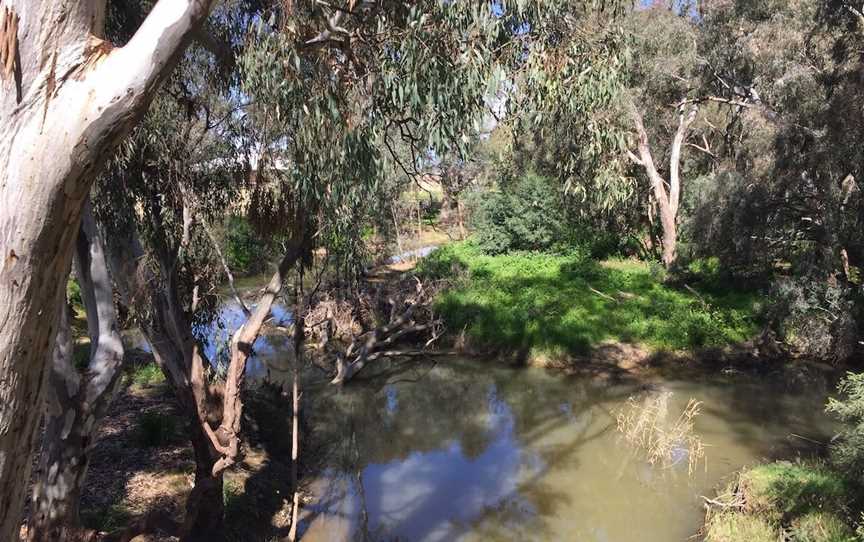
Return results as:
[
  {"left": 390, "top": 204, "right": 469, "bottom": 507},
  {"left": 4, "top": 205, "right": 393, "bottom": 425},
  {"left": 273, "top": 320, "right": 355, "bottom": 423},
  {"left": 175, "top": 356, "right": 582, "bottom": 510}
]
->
[{"left": 3, "top": 1, "right": 864, "bottom": 541}]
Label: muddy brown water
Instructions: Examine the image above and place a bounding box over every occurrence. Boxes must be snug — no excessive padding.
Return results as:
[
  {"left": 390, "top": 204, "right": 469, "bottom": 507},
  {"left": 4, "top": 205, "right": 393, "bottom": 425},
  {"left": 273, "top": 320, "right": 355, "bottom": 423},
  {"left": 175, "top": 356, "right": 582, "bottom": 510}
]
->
[
  {"left": 296, "top": 358, "right": 837, "bottom": 542},
  {"left": 125, "top": 301, "right": 838, "bottom": 541}
]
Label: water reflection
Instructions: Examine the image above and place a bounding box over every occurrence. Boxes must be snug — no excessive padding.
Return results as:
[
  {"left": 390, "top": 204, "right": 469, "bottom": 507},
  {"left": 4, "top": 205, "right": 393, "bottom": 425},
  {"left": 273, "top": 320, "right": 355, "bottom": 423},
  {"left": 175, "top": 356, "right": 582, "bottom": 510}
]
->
[
  {"left": 123, "top": 299, "right": 294, "bottom": 382},
  {"left": 301, "top": 360, "right": 837, "bottom": 542}
]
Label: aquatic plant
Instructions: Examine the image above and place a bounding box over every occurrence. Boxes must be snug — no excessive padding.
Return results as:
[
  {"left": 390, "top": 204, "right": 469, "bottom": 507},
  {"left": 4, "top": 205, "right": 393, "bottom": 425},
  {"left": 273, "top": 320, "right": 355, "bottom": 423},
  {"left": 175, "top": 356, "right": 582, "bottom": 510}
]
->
[{"left": 615, "top": 391, "right": 706, "bottom": 476}]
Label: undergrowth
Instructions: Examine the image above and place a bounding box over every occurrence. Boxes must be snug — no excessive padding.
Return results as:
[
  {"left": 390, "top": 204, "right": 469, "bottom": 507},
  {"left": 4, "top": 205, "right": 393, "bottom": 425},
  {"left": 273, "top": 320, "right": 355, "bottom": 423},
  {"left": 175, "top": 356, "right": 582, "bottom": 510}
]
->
[
  {"left": 704, "top": 461, "right": 861, "bottom": 542},
  {"left": 418, "top": 241, "right": 760, "bottom": 356}
]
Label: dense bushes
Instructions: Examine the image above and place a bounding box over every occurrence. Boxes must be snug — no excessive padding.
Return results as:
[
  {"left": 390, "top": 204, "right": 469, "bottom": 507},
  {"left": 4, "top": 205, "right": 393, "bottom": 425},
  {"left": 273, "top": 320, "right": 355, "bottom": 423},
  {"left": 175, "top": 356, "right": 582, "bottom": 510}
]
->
[
  {"left": 766, "top": 275, "right": 859, "bottom": 363},
  {"left": 827, "top": 372, "right": 864, "bottom": 480},
  {"left": 470, "top": 172, "right": 570, "bottom": 254},
  {"left": 469, "top": 172, "right": 640, "bottom": 258},
  {"left": 223, "top": 215, "right": 273, "bottom": 276}
]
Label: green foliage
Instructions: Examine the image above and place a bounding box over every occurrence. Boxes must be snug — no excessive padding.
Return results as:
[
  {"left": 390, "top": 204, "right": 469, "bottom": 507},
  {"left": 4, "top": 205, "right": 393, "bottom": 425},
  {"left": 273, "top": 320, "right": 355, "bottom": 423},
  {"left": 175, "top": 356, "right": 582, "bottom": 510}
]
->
[
  {"left": 127, "top": 363, "right": 165, "bottom": 388},
  {"left": 418, "top": 242, "right": 759, "bottom": 356},
  {"left": 223, "top": 478, "right": 243, "bottom": 508},
  {"left": 67, "top": 278, "right": 83, "bottom": 310},
  {"left": 470, "top": 171, "right": 639, "bottom": 257},
  {"left": 740, "top": 462, "right": 851, "bottom": 522},
  {"left": 767, "top": 276, "right": 858, "bottom": 362},
  {"left": 789, "top": 511, "right": 857, "bottom": 542},
  {"left": 223, "top": 215, "right": 272, "bottom": 276},
  {"left": 135, "top": 410, "right": 178, "bottom": 448},
  {"left": 704, "top": 512, "right": 778, "bottom": 542},
  {"left": 471, "top": 173, "right": 572, "bottom": 255},
  {"left": 706, "top": 461, "right": 859, "bottom": 542},
  {"left": 827, "top": 372, "right": 864, "bottom": 480}
]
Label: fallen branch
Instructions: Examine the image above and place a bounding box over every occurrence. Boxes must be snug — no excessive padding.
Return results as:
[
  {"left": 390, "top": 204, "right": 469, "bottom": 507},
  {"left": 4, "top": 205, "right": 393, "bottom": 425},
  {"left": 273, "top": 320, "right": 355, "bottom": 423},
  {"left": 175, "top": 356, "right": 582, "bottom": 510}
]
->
[{"left": 588, "top": 285, "right": 618, "bottom": 303}]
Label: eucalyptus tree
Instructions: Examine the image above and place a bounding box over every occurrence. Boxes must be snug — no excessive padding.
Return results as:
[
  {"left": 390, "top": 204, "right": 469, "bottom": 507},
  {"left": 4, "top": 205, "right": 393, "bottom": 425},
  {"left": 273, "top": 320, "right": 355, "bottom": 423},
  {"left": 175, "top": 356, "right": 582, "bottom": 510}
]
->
[
  {"left": 617, "top": 5, "right": 705, "bottom": 267},
  {"left": 93, "top": 44, "right": 255, "bottom": 537},
  {"left": 689, "top": 0, "right": 864, "bottom": 278},
  {"left": 140, "top": 1, "right": 628, "bottom": 535},
  {"left": 0, "top": 1, "right": 218, "bottom": 537},
  {"left": 28, "top": 203, "right": 124, "bottom": 541}
]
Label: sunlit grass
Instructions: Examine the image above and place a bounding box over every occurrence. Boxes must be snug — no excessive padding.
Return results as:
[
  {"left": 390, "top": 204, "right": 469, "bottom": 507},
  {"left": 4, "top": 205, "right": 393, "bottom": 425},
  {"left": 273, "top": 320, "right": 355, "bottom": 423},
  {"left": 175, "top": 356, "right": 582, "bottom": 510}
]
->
[
  {"left": 418, "top": 242, "right": 761, "bottom": 355},
  {"left": 704, "top": 461, "right": 858, "bottom": 542}
]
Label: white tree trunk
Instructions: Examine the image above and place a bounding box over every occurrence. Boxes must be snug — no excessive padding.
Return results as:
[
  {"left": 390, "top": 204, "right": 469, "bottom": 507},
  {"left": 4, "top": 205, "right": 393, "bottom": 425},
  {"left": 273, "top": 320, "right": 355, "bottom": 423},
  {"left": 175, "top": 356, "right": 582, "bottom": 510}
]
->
[
  {"left": 626, "top": 98, "right": 697, "bottom": 268},
  {"left": 29, "top": 200, "right": 124, "bottom": 540},
  {"left": 0, "top": 1, "right": 217, "bottom": 537}
]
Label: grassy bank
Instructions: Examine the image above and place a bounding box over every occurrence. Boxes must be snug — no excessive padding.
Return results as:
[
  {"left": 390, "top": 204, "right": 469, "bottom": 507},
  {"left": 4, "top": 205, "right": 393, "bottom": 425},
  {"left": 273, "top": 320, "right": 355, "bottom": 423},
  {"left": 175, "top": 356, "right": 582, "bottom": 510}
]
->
[
  {"left": 704, "top": 461, "right": 862, "bottom": 541},
  {"left": 418, "top": 242, "right": 761, "bottom": 359}
]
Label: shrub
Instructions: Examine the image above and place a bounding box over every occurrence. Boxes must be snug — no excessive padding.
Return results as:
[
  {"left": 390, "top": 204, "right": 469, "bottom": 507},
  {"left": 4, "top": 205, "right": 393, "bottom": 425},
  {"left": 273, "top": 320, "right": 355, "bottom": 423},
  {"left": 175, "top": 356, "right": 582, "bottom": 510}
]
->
[
  {"left": 767, "top": 275, "right": 858, "bottom": 362},
  {"left": 827, "top": 372, "right": 864, "bottom": 481},
  {"left": 67, "top": 278, "right": 83, "bottom": 309},
  {"left": 135, "top": 410, "right": 179, "bottom": 447},
  {"left": 470, "top": 173, "right": 574, "bottom": 255},
  {"left": 788, "top": 511, "right": 857, "bottom": 542},
  {"left": 128, "top": 362, "right": 165, "bottom": 388},
  {"left": 224, "top": 215, "right": 271, "bottom": 276}
]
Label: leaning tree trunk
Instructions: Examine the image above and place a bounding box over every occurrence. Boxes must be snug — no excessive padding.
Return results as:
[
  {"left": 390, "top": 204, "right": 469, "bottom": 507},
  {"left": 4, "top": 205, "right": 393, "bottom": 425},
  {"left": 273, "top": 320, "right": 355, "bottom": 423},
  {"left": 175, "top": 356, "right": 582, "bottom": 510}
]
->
[
  {"left": 104, "top": 212, "right": 306, "bottom": 539},
  {"left": 110, "top": 232, "right": 228, "bottom": 540},
  {"left": 29, "top": 201, "right": 125, "bottom": 540},
  {"left": 0, "top": 2, "right": 217, "bottom": 537}
]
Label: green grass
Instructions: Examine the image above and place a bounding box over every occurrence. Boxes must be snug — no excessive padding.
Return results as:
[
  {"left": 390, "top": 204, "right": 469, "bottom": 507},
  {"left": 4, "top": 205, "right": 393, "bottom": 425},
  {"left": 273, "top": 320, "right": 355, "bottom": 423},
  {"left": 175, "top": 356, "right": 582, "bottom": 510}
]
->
[
  {"left": 704, "top": 512, "right": 778, "bottom": 542},
  {"left": 789, "top": 512, "right": 857, "bottom": 542},
  {"left": 418, "top": 242, "right": 760, "bottom": 356},
  {"left": 127, "top": 362, "right": 165, "bottom": 388},
  {"left": 740, "top": 462, "right": 851, "bottom": 522},
  {"left": 705, "top": 461, "right": 860, "bottom": 542}
]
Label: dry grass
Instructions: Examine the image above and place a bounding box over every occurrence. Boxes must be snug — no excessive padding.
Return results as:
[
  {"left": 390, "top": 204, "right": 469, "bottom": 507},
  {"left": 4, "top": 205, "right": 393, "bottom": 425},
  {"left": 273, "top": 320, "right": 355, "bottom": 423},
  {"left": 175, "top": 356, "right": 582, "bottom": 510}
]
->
[{"left": 615, "top": 391, "right": 706, "bottom": 475}]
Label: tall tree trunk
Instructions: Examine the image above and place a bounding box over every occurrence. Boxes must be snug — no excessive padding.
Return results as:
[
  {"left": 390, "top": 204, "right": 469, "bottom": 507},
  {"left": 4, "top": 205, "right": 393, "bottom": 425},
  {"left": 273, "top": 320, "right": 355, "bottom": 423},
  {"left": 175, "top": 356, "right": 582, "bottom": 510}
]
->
[
  {"left": 0, "top": 2, "right": 218, "bottom": 537},
  {"left": 182, "top": 425, "right": 225, "bottom": 542},
  {"left": 659, "top": 209, "right": 678, "bottom": 268},
  {"left": 29, "top": 201, "right": 125, "bottom": 540},
  {"left": 104, "top": 215, "right": 306, "bottom": 538},
  {"left": 626, "top": 98, "right": 696, "bottom": 269}
]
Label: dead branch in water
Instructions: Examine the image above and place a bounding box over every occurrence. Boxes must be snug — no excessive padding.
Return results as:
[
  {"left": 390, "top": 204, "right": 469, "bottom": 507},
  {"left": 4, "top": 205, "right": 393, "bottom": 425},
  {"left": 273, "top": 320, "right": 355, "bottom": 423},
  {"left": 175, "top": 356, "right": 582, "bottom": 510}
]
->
[{"left": 305, "top": 276, "right": 447, "bottom": 384}]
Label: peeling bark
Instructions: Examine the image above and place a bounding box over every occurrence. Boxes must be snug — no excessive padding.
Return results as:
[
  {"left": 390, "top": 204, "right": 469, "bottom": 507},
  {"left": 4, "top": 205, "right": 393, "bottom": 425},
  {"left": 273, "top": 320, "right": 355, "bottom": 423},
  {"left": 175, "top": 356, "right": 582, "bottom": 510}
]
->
[
  {"left": 29, "top": 201, "right": 125, "bottom": 540},
  {"left": 0, "top": 1, "right": 218, "bottom": 536}
]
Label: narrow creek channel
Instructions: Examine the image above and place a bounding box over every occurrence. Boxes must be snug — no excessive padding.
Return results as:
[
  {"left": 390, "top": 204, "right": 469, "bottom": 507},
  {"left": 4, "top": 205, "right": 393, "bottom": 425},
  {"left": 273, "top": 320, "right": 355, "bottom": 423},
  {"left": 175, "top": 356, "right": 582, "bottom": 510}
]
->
[
  {"left": 124, "top": 299, "right": 838, "bottom": 541},
  {"left": 298, "top": 358, "right": 836, "bottom": 542}
]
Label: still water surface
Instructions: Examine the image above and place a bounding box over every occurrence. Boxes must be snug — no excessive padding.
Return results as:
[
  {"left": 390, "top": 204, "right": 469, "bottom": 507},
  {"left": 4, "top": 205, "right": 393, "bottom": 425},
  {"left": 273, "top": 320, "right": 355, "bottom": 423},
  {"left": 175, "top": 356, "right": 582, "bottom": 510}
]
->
[
  {"left": 124, "top": 301, "right": 837, "bottom": 541},
  {"left": 299, "top": 359, "right": 835, "bottom": 542}
]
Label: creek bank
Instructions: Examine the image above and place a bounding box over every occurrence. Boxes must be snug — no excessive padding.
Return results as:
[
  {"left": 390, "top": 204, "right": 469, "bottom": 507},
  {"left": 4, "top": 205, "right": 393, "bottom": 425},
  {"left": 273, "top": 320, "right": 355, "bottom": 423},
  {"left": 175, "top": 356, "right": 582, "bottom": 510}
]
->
[
  {"left": 703, "top": 461, "right": 861, "bottom": 542},
  {"left": 32, "top": 349, "right": 306, "bottom": 541}
]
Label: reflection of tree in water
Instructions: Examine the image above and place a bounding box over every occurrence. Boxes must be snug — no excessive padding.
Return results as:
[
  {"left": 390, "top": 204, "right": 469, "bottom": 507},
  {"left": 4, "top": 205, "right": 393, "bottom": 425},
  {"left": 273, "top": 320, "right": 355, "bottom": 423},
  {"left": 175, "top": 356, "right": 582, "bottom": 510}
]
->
[
  {"left": 303, "top": 359, "right": 641, "bottom": 541},
  {"left": 308, "top": 362, "right": 501, "bottom": 470}
]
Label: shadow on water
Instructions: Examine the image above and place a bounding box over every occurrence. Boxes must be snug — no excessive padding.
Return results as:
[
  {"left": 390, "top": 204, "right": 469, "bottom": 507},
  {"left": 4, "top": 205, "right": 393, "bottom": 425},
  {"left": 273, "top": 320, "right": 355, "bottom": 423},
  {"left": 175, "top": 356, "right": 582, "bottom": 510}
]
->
[
  {"left": 121, "top": 298, "right": 838, "bottom": 541},
  {"left": 296, "top": 357, "right": 837, "bottom": 542}
]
